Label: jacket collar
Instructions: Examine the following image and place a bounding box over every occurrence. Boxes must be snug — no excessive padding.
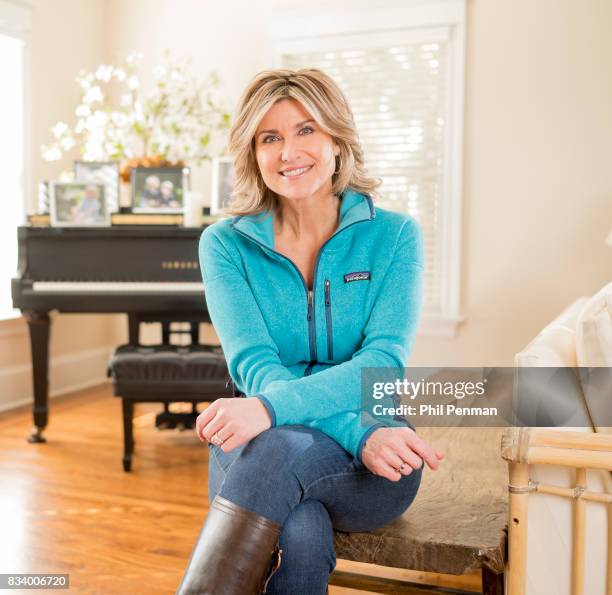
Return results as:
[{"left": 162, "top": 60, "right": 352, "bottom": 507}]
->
[{"left": 229, "top": 188, "right": 375, "bottom": 251}]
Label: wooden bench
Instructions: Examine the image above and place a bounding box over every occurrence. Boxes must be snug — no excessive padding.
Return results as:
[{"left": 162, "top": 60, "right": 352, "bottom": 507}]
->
[{"left": 331, "top": 426, "right": 508, "bottom": 594}]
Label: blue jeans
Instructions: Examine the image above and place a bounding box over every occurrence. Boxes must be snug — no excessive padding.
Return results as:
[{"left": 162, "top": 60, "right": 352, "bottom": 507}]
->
[{"left": 207, "top": 424, "right": 422, "bottom": 595}]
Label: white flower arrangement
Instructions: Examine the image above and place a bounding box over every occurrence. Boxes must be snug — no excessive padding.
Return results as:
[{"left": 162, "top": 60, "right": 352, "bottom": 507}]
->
[{"left": 41, "top": 50, "right": 232, "bottom": 166}]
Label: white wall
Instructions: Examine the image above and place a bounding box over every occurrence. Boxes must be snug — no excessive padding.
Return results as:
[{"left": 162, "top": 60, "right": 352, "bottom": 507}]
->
[
  {"left": 426, "top": 0, "right": 612, "bottom": 364},
  {"left": 106, "top": 0, "right": 612, "bottom": 364}
]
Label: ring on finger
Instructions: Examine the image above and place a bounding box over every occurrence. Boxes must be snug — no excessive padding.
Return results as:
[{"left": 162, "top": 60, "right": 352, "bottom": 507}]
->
[{"left": 211, "top": 431, "right": 225, "bottom": 446}]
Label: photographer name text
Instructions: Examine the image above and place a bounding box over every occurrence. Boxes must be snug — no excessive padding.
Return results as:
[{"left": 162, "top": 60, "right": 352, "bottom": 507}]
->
[{"left": 372, "top": 403, "right": 498, "bottom": 416}]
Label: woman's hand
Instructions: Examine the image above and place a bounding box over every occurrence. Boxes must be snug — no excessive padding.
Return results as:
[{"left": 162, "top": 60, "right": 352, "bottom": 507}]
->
[
  {"left": 362, "top": 427, "right": 444, "bottom": 482},
  {"left": 196, "top": 397, "right": 272, "bottom": 452}
]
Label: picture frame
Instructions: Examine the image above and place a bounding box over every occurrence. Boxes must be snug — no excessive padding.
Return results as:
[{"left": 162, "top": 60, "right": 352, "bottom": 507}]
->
[
  {"left": 74, "top": 160, "right": 120, "bottom": 213},
  {"left": 49, "top": 182, "right": 110, "bottom": 227},
  {"left": 210, "top": 156, "right": 235, "bottom": 215},
  {"left": 131, "top": 166, "right": 190, "bottom": 214}
]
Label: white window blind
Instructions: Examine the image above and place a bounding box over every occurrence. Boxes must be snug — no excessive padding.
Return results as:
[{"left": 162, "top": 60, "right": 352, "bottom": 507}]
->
[
  {"left": 0, "top": 0, "right": 31, "bottom": 321},
  {"left": 280, "top": 35, "right": 447, "bottom": 313}
]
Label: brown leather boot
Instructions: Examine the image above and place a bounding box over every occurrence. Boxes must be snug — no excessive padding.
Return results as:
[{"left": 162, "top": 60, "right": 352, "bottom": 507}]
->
[{"left": 176, "top": 495, "right": 283, "bottom": 595}]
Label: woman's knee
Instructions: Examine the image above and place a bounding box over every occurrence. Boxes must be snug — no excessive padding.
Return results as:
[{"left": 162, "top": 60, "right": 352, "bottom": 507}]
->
[
  {"left": 241, "top": 425, "right": 335, "bottom": 470},
  {"left": 217, "top": 426, "right": 351, "bottom": 525},
  {"left": 330, "top": 465, "right": 423, "bottom": 533}
]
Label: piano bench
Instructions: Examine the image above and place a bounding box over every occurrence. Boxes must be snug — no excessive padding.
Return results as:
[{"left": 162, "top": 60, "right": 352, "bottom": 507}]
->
[{"left": 107, "top": 344, "right": 231, "bottom": 471}]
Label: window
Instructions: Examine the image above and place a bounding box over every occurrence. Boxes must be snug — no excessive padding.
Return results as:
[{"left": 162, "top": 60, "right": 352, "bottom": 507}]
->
[
  {"left": 0, "top": 0, "right": 31, "bottom": 320},
  {"left": 270, "top": 0, "right": 466, "bottom": 336}
]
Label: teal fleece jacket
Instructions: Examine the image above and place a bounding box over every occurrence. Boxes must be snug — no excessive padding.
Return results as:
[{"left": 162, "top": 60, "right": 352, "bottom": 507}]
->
[{"left": 198, "top": 188, "right": 424, "bottom": 463}]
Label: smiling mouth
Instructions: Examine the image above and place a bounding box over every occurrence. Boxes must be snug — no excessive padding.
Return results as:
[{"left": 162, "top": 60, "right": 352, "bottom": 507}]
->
[{"left": 279, "top": 165, "right": 314, "bottom": 178}]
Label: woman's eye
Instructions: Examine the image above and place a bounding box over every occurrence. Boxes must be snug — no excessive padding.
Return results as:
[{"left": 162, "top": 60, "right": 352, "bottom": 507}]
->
[{"left": 262, "top": 127, "right": 313, "bottom": 143}]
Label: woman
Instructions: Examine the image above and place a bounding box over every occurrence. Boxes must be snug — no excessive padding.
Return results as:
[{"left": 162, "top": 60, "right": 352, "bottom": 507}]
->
[{"left": 177, "top": 68, "right": 444, "bottom": 595}]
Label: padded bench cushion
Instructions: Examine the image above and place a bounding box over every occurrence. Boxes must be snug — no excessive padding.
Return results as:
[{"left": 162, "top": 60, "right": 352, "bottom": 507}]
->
[{"left": 107, "top": 344, "right": 230, "bottom": 396}]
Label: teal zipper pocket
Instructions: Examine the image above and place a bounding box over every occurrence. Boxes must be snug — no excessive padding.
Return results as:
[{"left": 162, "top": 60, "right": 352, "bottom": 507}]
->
[{"left": 324, "top": 279, "right": 333, "bottom": 361}]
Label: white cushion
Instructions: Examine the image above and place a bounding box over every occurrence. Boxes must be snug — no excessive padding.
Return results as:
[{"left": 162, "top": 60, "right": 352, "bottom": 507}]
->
[
  {"left": 515, "top": 298, "right": 589, "bottom": 368},
  {"left": 576, "top": 281, "right": 612, "bottom": 434},
  {"left": 515, "top": 298, "right": 593, "bottom": 428},
  {"left": 576, "top": 281, "right": 612, "bottom": 366}
]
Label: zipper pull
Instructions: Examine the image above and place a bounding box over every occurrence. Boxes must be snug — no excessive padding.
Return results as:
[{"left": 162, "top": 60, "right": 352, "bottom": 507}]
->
[
  {"left": 307, "top": 290, "right": 313, "bottom": 321},
  {"left": 324, "top": 279, "right": 330, "bottom": 306}
]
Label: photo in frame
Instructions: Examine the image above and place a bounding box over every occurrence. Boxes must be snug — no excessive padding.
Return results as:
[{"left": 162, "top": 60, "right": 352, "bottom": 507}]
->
[
  {"left": 49, "top": 182, "right": 109, "bottom": 227},
  {"left": 74, "top": 160, "right": 120, "bottom": 213},
  {"left": 131, "top": 166, "right": 190, "bottom": 213},
  {"left": 210, "top": 156, "right": 235, "bottom": 215}
]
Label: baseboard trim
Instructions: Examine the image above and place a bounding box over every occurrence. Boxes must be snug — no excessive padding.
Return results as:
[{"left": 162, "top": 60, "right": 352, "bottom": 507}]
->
[{"left": 0, "top": 346, "right": 115, "bottom": 414}]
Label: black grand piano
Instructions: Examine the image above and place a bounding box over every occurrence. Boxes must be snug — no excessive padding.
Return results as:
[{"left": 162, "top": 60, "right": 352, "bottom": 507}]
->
[{"left": 11, "top": 225, "right": 210, "bottom": 443}]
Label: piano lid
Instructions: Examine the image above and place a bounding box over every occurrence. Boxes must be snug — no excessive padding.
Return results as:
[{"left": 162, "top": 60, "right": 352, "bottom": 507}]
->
[{"left": 15, "top": 225, "right": 207, "bottom": 283}]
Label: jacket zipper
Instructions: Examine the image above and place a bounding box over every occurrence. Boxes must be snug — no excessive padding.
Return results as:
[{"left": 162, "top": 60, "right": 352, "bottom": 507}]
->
[
  {"left": 324, "top": 279, "right": 333, "bottom": 360},
  {"left": 307, "top": 289, "right": 316, "bottom": 360},
  {"left": 231, "top": 215, "right": 372, "bottom": 366}
]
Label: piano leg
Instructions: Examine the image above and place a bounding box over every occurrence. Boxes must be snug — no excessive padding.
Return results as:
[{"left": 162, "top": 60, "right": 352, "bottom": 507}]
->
[{"left": 25, "top": 311, "right": 50, "bottom": 443}]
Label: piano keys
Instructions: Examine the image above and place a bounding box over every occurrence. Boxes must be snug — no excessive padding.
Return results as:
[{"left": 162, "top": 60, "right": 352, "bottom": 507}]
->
[{"left": 30, "top": 281, "right": 204, "bottom": 293}]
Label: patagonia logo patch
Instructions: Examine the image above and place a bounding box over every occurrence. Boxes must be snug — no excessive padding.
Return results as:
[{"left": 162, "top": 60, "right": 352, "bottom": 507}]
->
[{"left": 344, "top": 271, "right": 371, "bottom": 283}]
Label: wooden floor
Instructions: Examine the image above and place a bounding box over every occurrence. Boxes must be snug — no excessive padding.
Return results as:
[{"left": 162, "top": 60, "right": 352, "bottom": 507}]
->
[{"left": 0, "top": 384, "right": 482, "bottom": 594}]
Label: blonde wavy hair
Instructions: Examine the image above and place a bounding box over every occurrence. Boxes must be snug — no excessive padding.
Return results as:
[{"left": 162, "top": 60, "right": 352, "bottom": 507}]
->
[{"left": 224, "top": 68, "right": 381, "bottom": 216}]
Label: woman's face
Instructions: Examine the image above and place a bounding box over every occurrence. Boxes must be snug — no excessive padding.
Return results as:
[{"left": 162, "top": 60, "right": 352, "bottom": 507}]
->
[{"left": 254, "top": 98, "right": 340, "bottom": 203}]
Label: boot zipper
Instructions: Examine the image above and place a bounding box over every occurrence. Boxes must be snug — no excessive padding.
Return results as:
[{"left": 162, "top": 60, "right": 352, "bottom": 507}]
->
[{"left": 324, "top": 279, "right": 333, "bottom": 361}]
